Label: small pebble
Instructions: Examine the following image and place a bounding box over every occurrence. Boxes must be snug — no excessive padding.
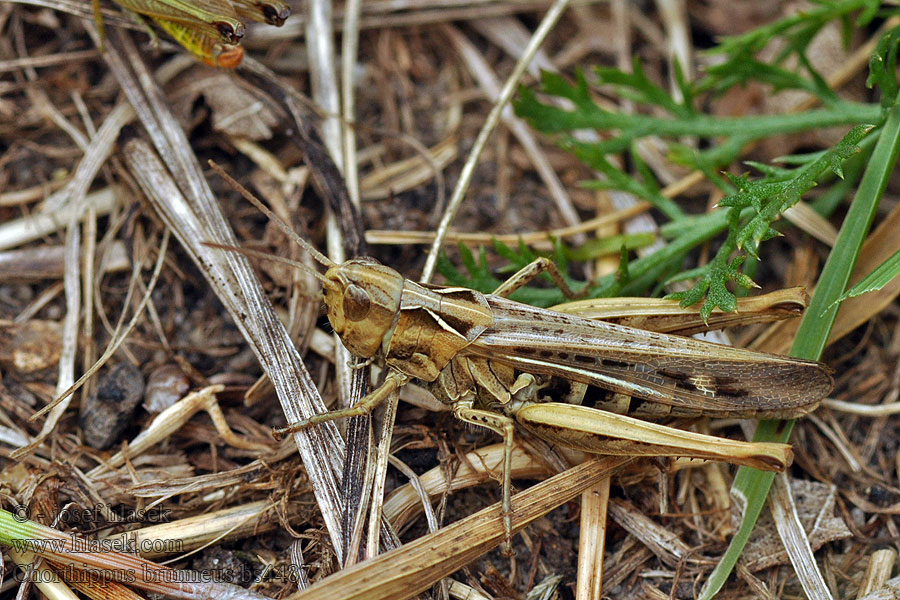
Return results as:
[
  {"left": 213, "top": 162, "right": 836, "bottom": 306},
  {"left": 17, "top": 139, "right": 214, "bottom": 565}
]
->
[
  {"left": 79, "top": 362, "right": 145, "bottom": 449},
  {"left": 144, "top": 364, "right": 190, "bottom": 413}
]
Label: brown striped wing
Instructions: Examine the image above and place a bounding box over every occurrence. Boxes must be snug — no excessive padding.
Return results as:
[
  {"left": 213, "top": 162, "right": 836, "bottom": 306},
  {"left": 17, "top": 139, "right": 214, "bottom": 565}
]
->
[
  {"left": 464, "top": 295, "right": 833, "bottom": 419},
  {"left": 112, "top": 0, "right": 244, "bottom": 43}
]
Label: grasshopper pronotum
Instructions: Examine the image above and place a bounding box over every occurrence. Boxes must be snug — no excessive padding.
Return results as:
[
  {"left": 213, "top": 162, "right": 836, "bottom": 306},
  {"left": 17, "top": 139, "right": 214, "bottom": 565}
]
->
[{"left": 208, "top": 164, "right": 834, "bottom": 544}]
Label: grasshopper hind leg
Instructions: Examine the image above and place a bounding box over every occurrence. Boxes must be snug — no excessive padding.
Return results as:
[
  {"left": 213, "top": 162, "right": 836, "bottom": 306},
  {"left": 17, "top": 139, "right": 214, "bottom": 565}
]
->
[
  {"left": 451, "top": 398, "right": 517, "bottom": 554},
  {"left": 491, "top": 257, "right": 587, "bottom": 300}
]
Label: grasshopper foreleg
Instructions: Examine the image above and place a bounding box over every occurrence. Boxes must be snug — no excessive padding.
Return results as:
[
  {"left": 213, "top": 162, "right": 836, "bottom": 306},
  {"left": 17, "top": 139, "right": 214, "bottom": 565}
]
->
[
  {"left": 492, "top": 257, "right": 587, "bottom": 300},
  {"left": 273, "top": 370, "right": 408, "bottom": 439},
  {"left": 451, "top": 397, "right": 517, "bottom": 552}
]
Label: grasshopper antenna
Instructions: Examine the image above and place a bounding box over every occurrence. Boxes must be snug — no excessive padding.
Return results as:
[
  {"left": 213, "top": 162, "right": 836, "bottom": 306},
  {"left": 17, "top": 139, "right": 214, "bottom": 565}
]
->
[
  {"left": 201, "top": 241, "right": 329, "bottom": 287},
  {"left": 208, "top": 160, "right": 337, "bottom": 269}
]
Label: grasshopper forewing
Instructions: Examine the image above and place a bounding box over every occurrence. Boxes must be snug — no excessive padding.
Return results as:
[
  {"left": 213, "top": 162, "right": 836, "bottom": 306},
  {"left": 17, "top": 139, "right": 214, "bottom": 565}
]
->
[
  {"left": 109, "top": 0, "right": 246, "bottom": 43},
  {"left": 468, "top": 293, "right": 831, "bottom": 420},
  {"left": 208, "top": 163, "right": 834, "bottom": 545}
]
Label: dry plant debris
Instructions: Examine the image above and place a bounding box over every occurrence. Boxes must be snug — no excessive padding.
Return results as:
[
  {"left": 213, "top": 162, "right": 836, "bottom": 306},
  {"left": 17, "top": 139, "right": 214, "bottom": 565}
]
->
[{"left": 0, "top": 1, "right": 898, "bottom": 600}]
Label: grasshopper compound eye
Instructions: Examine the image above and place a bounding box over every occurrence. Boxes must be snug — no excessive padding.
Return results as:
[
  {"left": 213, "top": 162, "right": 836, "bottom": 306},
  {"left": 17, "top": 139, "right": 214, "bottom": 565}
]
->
[{"left": 342, "top": 284, "right": 372, "bottom": 321}]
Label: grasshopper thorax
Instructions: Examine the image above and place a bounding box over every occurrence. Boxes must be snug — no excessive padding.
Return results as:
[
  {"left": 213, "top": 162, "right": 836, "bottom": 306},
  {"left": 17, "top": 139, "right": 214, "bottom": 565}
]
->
[{"left": 322, "top": 257, "right": 404, "bottom": 358}]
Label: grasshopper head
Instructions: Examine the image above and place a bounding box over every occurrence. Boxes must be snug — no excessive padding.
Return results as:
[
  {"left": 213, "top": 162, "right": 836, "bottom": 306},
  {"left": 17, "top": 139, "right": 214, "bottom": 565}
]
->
[{"left": 322, "top": 258, "right": 404, "bottom": 358}]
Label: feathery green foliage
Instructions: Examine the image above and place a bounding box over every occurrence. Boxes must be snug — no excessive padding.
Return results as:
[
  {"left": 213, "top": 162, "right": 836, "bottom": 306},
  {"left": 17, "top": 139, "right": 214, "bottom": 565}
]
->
[
  {"left": 436, "top": 1, "right": 891, "bottom": 324},
  {"left": 440, "top": 2, "right": 900, "bottom": 594}
]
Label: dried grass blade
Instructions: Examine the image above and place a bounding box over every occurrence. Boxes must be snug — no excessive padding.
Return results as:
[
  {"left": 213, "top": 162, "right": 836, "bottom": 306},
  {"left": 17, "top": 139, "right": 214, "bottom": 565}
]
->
[
  {"left": 304, "top": 0, "right": 382, "bottom": 562},
  {"left": 0, "top": 189, "right": 117, "bottom": 252},
  {"left": 105, "top": 500, "right": 276, "bottom": 559},
  {"left": 9, "top": 217, "right": 81, "bottom": 456},
  {"left": 420, "top": 0, "right": 574, "bottom": 282},
  {"left": 442, "top": 23, "right": 580, "bottom": 232},
  {"left": 98, "top": 27, "right": 348, "bottom": 560},
  {"left": 769, "top": 474, "right": 835, "bottom": 600},
  {"left": 288, "top": 457, "right": 633, "bottom": 600},
  {"left": 0, "top": 509, "right": 272, "bottom": 600}
]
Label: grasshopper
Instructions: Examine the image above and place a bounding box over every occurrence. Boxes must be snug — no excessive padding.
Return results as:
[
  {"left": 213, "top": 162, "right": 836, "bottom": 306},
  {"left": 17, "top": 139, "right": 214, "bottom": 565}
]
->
[
  {"left": 209, "top": 166, "right": 833, "bottom": 543},
  {"left": 96, "top": 0, "right": 246, "bottom": 45},
  {"left": 90, "top": 0, "right": 290, "bottom": 67}
]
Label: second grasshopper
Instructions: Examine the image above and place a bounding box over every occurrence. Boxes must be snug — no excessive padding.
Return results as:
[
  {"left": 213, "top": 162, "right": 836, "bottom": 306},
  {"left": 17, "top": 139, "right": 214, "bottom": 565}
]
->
[
  {"left": 210, "top": 165, "right": 833, "bottom": 544},
  {"left": 91, "top": 0, "right": 291, "bottom": 67}
]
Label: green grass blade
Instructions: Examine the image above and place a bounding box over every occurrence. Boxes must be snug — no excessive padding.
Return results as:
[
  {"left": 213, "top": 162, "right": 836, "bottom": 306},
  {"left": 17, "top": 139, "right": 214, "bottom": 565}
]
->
[
  {"left": 700, "top": 103, "right": 900, "bottom": 598},
  {"left": 831, "top": 246, "right": 900, "bottom": 304}
]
